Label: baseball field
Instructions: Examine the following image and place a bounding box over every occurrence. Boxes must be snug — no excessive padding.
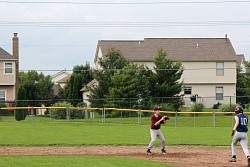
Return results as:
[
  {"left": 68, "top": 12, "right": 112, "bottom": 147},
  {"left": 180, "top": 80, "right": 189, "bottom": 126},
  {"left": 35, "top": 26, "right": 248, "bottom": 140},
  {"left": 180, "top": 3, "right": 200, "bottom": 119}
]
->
[{"left": 0, "top": 116, "right": 249, "bottom": 167}]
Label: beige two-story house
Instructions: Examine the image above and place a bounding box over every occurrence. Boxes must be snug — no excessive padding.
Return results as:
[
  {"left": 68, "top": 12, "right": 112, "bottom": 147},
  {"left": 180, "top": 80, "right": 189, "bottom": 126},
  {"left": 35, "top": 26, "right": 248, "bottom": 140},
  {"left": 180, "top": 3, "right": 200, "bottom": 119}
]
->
[
  {"left": 95, "top": 37, "right": 241, "bottom": 108},
  {"left": 51, "top": 70, "right": 71, "bottom": 97},
  {"left": 0, "top": 33, "right": 19, "bottom": 107}
]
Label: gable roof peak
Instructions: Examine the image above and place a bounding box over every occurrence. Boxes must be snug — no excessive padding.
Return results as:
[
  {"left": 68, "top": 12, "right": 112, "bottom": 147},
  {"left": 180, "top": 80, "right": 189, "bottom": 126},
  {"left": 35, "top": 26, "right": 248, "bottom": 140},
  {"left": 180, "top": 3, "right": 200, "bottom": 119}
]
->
[
  {"left": 95, "top": 37, "right": 237, "bottom": 63},
  {"left": 0, "top": 47, "right": 13, "bottom": 60}
]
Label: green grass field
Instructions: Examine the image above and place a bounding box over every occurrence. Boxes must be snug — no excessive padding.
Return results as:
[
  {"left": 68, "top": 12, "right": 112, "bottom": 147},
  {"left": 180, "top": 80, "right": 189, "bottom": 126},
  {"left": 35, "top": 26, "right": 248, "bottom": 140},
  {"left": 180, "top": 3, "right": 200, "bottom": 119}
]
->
[
  {"left": 0, "top": 115, "right": 237, "bottom": 167},
  {"left": 0, "top": 112, "right": 236, "bottom": 127},
  {"left": 0, "top": 121, "right": 233, "bottom": 146},
  {"left": 0, "top": 156, "right": 171, "bottom": 167}
]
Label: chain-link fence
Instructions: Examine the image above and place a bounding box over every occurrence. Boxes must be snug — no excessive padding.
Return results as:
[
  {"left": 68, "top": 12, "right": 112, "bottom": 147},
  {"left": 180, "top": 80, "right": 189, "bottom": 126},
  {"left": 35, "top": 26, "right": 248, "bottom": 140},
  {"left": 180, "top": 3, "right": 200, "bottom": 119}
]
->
[
  {"left": 0, "top": 106, "right": 245, "bottom": 128},
  {"left": 0, "top": 96, "right": 249, "bottom": 126}
]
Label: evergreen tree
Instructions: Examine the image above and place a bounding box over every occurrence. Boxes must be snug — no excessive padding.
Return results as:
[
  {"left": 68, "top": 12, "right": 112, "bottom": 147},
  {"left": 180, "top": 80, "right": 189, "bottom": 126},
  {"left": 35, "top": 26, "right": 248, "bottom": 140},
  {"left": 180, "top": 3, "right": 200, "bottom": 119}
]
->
[
  {"left": 15, "top": 86, "right": 28, "bottom": 121},
  {"left": 63, "top": 62, "right": 93, "bottom": 106},
  {"left": 236, "top": 61, "right": 250, "bottom": 105},
  {"left": 14, "top": 70, "right": 54, "bottom": 120},
  {"left": 89, "top": 48, "right": 129, "bottom": 108},
  {"left": 152, "top": 48, "right": 183, "bottom": 110},
  {"left": 108, "top": 64, "right": 151, "bottom": 110}
]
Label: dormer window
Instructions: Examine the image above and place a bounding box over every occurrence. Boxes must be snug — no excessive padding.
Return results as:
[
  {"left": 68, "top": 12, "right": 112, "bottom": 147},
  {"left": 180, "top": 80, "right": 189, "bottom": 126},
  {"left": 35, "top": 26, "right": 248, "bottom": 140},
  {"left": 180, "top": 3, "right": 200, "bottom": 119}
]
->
[{"left": 4, "top": 62, "right": 13, "bottom": 74}]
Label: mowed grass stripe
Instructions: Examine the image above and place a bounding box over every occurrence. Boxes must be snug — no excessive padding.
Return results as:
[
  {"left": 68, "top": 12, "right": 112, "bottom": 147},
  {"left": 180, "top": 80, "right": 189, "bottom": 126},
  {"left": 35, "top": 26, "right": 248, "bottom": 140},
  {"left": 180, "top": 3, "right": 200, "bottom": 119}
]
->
[
  {"left": 0, "top": 121, "right": 233, "bottom": 146},
  {"left": 0, "top": 156, "right": 172, "bottom": 167}
]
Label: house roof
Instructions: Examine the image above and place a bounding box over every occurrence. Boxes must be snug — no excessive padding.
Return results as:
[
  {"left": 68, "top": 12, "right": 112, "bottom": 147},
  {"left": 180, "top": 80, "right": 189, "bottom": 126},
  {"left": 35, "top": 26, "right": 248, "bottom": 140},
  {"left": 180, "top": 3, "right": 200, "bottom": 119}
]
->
[
  {"left": 57, "top": 74, "right": 71, "bottom": 83},
  {"left": 236, "top": 54, "right": 245, "bottom": 66},
  {"left": 0, "top": 47, "right": 13, "bottom": 59},
  {"left": 95, "top": 38, "right": 238, "bottom": 62},
  {"left": 51, "top": 70, "right": 71, "bottom": 84},
  {"left": 80, "top": 79, "right": 98, "bottom": 92},
  {"left": 51, "top": 70, "right": 70, "bottom": 79}
]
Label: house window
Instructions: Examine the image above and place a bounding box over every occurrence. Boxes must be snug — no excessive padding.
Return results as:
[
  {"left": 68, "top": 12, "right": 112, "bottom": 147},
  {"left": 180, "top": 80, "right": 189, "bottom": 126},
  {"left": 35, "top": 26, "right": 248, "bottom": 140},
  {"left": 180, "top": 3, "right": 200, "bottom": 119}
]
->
[
  {"left": 184, "top": 87, "right": 192, "bottom": 95},
  {"left": 5, "top": 62, "right": 13, "bottom": 74},
  {"left": 0, "top": 90, "right": 5, "bottom": 101},
  {"left": 216, "top": 62, "right": 224, "bottom": 76},
  {"left": 216, "top": 87, "right": 223, "bottom": 100}
]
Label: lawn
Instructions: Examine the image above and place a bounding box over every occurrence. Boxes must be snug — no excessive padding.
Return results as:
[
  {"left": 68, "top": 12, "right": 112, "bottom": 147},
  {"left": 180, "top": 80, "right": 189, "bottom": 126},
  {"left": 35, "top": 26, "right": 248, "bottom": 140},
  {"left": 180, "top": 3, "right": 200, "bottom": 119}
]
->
[
  {"left": 0, "top": 156, "right": 172, "bottom": 167},
  {"left": 0, "top": 121, "right": 233, "bottom": 146},
  {"left": 0, "top": 118, "right": 236, "bottom": 167},
  {"left": 1, "top": 112, "right": 236, "bottom": 127}
]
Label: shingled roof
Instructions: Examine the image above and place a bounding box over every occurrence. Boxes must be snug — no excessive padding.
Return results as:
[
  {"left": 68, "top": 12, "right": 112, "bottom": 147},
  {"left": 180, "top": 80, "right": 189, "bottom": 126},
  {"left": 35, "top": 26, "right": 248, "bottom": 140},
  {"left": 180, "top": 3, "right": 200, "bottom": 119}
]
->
[
  {"left": 0, "top": 47, "right": 13, "bottom": 59},
  {"left": 95, "top": 38, "right": 238, "bottom": 62}
]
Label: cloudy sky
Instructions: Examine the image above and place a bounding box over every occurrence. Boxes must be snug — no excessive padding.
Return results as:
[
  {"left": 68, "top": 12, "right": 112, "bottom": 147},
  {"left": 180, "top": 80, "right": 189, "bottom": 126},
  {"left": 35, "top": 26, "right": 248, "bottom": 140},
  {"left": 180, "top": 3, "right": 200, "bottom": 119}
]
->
[{"left": 0, "top": 0, "right": 249, "bottom": 75}]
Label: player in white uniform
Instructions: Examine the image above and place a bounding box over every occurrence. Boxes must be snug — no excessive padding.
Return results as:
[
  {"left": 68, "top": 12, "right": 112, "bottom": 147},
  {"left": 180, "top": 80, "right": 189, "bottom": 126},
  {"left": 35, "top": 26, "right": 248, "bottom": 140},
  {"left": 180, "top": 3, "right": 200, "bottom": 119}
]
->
[{"left": 229, "top": 106, "right": 250, "bottom": 167}]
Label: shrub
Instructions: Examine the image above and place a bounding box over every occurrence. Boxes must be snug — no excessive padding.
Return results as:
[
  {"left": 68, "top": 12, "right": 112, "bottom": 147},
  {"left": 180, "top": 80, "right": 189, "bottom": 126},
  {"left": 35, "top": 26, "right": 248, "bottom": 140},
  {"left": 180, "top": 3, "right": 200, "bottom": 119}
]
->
[
  {"left": 189, "top": 102, "right": 204, "bottom": 112},
  {"left": 0, "top": 103, "right": 14, "bottom": 116},
  {"left": 49, "top": 101, "right": 74, "bottom": 119},
  {"left": 0, "top": 102, "right": 6, "bottom": 108},
  {"left": 76, "top": 102, "right": 87, "bottom": 107},
  {"left": 0, "top": 103, "right": 7, "bottom": 116},
  {"left": 244, "top": 104, "right": 250, "bottom": 112},
  {"left": 161, "top": 103, "right": 176, "bottom": 111},
  {"left": 219, "top": 104, "right": 236, "bottom": 112}
]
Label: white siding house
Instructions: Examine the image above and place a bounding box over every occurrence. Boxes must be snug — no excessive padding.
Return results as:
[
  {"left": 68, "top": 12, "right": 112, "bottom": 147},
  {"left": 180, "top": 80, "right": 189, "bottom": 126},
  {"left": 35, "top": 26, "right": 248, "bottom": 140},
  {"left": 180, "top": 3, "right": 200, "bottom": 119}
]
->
[{"left": 94, "top": 37, "right": 241, "bottom": 108}]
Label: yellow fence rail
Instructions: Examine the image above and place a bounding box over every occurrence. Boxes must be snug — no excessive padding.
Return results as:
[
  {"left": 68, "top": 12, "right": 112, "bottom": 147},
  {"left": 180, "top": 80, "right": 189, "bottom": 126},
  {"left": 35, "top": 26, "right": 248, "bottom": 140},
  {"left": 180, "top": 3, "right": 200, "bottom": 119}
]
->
[{"left": 1, "top": 106, "right": 247, "bottom": 127}]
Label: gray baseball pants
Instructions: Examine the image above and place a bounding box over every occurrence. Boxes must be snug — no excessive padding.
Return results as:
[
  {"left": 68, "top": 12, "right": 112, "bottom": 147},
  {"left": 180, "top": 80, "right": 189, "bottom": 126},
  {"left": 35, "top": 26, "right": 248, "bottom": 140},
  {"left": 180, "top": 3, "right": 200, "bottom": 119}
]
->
[
  {"left": 231, "top": 131, "right": 250, "bottom": 157},
  {"left": 148, "top": 129, "right": 166, "bottom": 150}
]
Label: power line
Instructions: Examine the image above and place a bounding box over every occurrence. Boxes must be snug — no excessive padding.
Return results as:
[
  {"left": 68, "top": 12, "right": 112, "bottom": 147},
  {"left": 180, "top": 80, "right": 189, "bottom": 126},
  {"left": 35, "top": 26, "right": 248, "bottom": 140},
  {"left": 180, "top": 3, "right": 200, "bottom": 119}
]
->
[
  {"left": 0, "top": 67, "right": 246, "bottom": 72},
  {"left": 1, "top": 40, "right": 250, "bottom": 47},
  {"left": 0, "top": 0, "right": 250, "bottom": 5},
  {"left": 1, "top": 21, "right": 250, "bottom": 27}
]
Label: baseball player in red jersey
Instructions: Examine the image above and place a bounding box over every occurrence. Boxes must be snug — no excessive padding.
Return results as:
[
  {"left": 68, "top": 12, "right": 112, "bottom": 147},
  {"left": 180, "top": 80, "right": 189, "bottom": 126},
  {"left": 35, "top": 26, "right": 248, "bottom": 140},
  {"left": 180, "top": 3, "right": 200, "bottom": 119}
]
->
[{"left": 146, "top": 106, "right": 169, "bottom": 155}]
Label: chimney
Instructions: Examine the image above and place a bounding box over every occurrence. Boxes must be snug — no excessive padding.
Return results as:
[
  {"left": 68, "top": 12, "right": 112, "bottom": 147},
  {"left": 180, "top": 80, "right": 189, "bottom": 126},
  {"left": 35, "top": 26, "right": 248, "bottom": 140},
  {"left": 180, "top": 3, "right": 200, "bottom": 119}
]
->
[
  {"left": 12, "top": 33, "right": 19, "bottom": 99},
  {"left": 225, "top": 34, "right": 228, "bottom": 42}
]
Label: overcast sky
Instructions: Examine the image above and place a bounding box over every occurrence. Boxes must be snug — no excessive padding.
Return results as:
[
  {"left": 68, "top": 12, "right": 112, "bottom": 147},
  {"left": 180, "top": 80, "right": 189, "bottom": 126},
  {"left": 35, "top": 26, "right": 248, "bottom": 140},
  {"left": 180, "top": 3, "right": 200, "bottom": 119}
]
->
[{"left": 0, "top": 0, "right": 250, "bottom": 75}]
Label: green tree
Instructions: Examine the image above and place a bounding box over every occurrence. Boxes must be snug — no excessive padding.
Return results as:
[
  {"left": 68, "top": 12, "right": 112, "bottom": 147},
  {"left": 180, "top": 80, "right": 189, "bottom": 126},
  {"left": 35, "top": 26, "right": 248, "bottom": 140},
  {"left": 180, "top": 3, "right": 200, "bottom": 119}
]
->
[
  {"left": 89, "top": 48, "right": 129, "bottom": 108},
  {"left": 236, "top": 61, "right": 250, "bottom": 105},
  {"left": 152, "top": 48, "right": 183, "bottom": 110},
  {"left": 15, "top": 70, "right": 54, "bottom": 120},
  {"left": 64, "top": 62, "right": 93, "bottom": 106},
  {"left": 19, "top": 71, "right": 54, "bottom": 106},
  {"left": 15, "top": 86, "right": 28, "bottom": 121},
  {"left": 108, "top": 64, "right": 151, "bottom": 109}
]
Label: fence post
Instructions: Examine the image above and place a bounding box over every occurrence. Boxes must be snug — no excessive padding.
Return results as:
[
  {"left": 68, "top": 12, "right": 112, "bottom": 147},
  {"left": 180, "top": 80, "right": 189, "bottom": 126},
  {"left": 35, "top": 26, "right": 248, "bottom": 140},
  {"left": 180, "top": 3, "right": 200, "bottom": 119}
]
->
[
  {"left": 193, "top": 112, "right": 196, "bottom": 127},
  {"left": 31, "top": 107, "right": 34, "bottom": 122},
  {"left": 104, "top": 108, "right": 105, "bottom": 123},
  {"left": 101, "top": 107, "right": 106, "bottom": 124},
  {"left": 66, "top": 107, "right": 70, "bottom": 121},
  {"left": 175, "top": 111, "right": 178, "bottom": 127},
  {"left": 212, "top": 111, "right": 216, "bottom": 127},
  {"left": 101, "top": 108, "right": 103, "bottom": 123},
  {"left": 138, "top": 110, "right": 141, "bottom": 125},
  {"left": 85, "top": 110, "right": 89, "bottom": 119}
]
